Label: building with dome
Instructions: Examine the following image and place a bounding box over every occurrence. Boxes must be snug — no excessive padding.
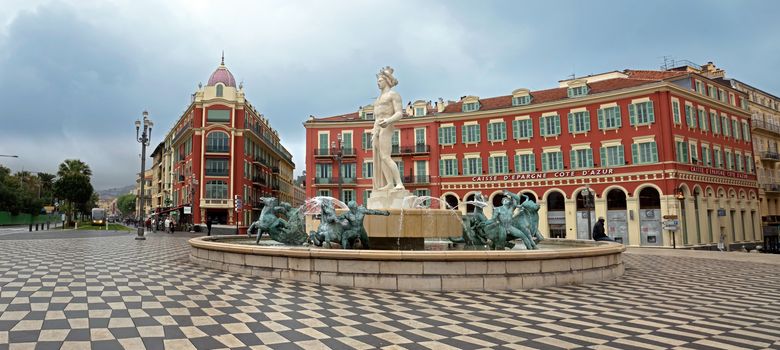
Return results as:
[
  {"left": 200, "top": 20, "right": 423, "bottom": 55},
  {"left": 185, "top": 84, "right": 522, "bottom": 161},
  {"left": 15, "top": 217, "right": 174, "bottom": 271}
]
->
[{"left": 150, "top": 56, "right": 295, "bottom": 232}]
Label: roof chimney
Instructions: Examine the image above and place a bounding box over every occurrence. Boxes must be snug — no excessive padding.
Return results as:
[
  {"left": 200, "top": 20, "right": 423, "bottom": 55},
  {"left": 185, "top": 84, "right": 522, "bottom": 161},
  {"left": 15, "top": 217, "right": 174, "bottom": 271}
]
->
[
  {"left": 437, "top": 98, "right": 446, "bottom": 113},
  {"left": 700, "top": 61, "right": 725, "bottom": 79}
]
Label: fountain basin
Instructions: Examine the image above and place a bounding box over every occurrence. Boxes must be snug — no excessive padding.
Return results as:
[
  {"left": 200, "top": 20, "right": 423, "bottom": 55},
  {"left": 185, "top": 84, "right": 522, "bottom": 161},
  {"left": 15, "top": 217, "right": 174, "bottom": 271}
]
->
[{"left": 189, "top": 236, "right": 625, "bottom": 291}]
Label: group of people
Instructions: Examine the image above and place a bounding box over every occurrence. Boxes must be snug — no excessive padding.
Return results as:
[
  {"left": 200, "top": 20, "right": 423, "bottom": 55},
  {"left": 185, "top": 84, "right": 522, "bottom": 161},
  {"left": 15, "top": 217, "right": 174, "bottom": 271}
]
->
[{"left": 150, "top": 216, "right": 177, "bottom": 234}]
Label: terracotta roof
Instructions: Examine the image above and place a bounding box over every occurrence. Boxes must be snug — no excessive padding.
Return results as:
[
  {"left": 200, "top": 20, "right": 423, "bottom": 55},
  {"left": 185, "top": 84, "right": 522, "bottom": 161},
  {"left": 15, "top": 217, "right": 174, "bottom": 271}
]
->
[
  {"left": 313, "top": 112, "right": 361, "bottom": 122},
  {"left": 623, "top": 69, "right": 688, "bottom": 80}
]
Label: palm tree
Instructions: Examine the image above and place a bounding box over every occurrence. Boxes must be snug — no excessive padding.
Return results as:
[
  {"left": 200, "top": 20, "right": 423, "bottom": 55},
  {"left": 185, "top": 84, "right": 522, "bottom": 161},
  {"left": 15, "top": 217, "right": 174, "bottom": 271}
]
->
[{"left": 57, "top": 159, "right": 92, "bottom": 178}]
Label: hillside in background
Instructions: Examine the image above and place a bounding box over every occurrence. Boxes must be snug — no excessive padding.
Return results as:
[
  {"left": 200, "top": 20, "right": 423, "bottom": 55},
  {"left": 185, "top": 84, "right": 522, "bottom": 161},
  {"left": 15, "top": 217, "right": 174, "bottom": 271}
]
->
[{"left": 97, "top": 185, "right": 135, "bottom": 200}]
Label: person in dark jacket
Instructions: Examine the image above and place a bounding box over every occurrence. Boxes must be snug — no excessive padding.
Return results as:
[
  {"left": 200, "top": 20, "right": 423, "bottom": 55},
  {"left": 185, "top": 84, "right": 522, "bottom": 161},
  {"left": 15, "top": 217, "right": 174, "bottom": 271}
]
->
[
  {"left": 206, "top": 217, "right": 212, "bottom": 236},
  {"left": 592, "top": 217, "right": 613, "bottom": 241}
]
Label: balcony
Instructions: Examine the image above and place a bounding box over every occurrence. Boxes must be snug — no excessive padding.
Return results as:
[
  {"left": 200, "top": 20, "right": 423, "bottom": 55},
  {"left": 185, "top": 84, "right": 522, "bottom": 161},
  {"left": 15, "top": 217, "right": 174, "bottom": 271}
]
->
[
  {"left": 272, "top": 167, "right": 280, "bottom": 174},
  {"left": 252, "top": 176, "right": 267, "bottom": 186},
  {"left": 314, "top": 149, "right": 330, "bottom": 157},
  {"left": 765, "top": 183, "right": 780, "bottom": 193},
  {"left": 313, "top": 177, "right": 356, "bottom": 185},
  {"left": 751, "top": 117, "right": 780, "bottom": 135},
  {"left": 759, "top": 151, "right": 780, "bottom": 162},
  {"left": 314, "top": 148, "right": 356, "bottom": 157},
  {"left": 403, "top": 175, "right": 430, "bottom": 184}
]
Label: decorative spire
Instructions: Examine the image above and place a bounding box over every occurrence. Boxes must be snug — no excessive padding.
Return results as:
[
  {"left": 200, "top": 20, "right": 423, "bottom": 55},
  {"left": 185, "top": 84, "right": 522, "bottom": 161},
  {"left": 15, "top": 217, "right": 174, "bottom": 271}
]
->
[{"left": 221, "top": 51, "right": 225, "bottom": 65}]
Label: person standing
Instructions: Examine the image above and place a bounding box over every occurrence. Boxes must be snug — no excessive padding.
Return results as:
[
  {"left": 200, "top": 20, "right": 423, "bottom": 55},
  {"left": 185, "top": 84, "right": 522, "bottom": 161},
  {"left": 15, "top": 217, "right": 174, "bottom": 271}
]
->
[
  {"left": 206, "top": 217, "right": 212, "bottom": 236},
  {"left": 164, "top": 217, "right": 171, "bottom": 234},
  {"left": 592, "top": 217, "right": 614, "bottom": 242}
]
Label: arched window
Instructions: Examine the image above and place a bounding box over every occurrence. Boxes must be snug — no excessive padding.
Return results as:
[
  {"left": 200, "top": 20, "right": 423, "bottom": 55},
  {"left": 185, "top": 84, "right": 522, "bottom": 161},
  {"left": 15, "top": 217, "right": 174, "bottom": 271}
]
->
[
  {"left": 206, "top": 132, "right": 229, "bottom": 153},
  {"left": 216, "top": 84, "right": 224, "bottom": 97}
]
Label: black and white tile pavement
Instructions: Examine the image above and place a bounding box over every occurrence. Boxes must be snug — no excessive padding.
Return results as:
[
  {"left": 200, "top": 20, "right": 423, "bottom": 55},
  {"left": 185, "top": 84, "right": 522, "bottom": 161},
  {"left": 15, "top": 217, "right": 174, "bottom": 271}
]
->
[{"left": 0, "top": 230, "right": 779, "bottom": 349}]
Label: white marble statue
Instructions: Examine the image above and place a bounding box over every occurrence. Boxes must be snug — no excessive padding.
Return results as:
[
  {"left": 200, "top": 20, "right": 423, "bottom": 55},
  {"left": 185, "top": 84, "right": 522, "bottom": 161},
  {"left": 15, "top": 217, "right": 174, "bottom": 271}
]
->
[{"left": 371, "top": 66, "right": 405, "bottom": 191}]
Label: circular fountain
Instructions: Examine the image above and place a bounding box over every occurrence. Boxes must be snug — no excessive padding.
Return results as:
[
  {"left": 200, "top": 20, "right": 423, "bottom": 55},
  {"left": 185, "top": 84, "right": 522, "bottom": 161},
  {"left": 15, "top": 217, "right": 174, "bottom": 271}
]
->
[{"left": 188, "top": 66, "right": 624, "bottom": 290}]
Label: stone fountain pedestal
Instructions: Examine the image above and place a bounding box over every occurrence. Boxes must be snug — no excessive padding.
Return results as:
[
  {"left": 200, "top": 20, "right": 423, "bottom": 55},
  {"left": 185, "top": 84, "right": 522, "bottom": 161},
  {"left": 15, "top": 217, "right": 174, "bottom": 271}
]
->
[{"left": 366, "top": 188, "right": 413, "bottom": 210}]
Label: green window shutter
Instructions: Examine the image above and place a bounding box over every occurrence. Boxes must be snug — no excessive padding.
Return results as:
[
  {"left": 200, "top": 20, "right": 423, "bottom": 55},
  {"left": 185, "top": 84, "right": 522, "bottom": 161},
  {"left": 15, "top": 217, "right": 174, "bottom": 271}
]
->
[
  {"left": 597, "top": 109, "right": 604, "bottom": 129},
  {"left": 568, "top": 113, "right": 574, "bottom": 133},
  {"left": 584, "top": 111, "right": 591, "bottom": 131},
  {"left": 651, "top": 142, "right": 658, "bottom": 162},
  {"left": 628, "top": 104, "right": 636, "bottom": 126},
  {"left": 600, "top": 146, "right": 607, "bottom": 167},
  {"left": 514, "top": 155, "right": 520, "bottom": 172},
  {"left": 557, "top": 152, "right": 564, "bottom": 170},
  {"left": 487, "top": 123, "right": 494, "bottom": 141},
  {"left": 461, "top": 126, "right": 467, "bottom": 143},
  {"left": 512, "top": 120, "right": 519, "bottom": 139},
  {"left": 615, "top": 108, "right": 622, "bottom": 127},
  {"left": 555, "top": 116, "right": 561, "bottom": 135},
  {"left": 542, "top": 153, "right": 549, "bottom": 171},
  {"left": 488, "top": 157, "right": 495, "bottom": 174},
  {"left": 586, "top": 149, "right": 593, "bottom": 167},
  {"left": 530, "top": 155, "right": 536, "bottom": 171},
  {"left": 618, "top": 145, "right": 625, "bottom": 164},
  {"left": 570, "top": 149, "right": 576, "bottom": 168},
  {"left": 540, "top": 117, "right": 548, "bottom": 136},
  {"left": 438, "top": 128, "right": 444, "bottom": 145},
  {"left": 475, "top": 125, "right": 481, "bottom": 142},
  {"left": 685, "top": 106, "right": 691, "bottom": 126},
  {"left": 647, "top": 102, "right": 655, "bottom": 123},
  {"left": 632, "top": 144, "right": 639, "bottom": 164},
  {"left": 528, "top": 120, "right": 534, "bottom": 138}
]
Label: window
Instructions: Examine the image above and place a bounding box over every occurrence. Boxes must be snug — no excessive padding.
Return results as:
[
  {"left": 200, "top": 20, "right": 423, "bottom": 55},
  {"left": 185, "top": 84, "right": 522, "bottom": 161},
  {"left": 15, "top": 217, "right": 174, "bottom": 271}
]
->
[
  {"left": 675, "top": 140, "right": 689, "bottom": 163},
  {"left": 361, "top": 161, "right": 373, "bottom": 178},
  {"left": 600, "top": 144, "right": 625, "bottom": 167},
  {"left": 362, "top": 131, "right": 372, "bottom": 150},
  {"left": 205, "top": 181, "right": 227, "bottom": 199},
  {"left": 698, "top": 109, "right": 708, "bottom": 131},
  {"left": 463, "top": 157, "right": 482, "bottom": 175},
  {"left": 462, "top": 102, "right": 480, "bottom": 112},
  {"left": 391, "top": 130, "right": 400, "bottom": 152},
  {"left": 567, "top": 85, "right": 589, "bottom": 98},
  {"left": 690, "top": 143, "right": 699, "bottom": 164},
  {"left": 319, "top": 133, "right": 329, "bottom": 151},
  {"left": 512, "top": 95, "right": 532, "bottom": 106},
  {"left": 632, "top": 141, "right": 658, "bottom": 164},
  {"left": 701, "top": 145, "right": 711, "bottom": 166},
  {"left": 316, "top": 163, "right": 332, "bottom": 179},
  {"left": 568, "top": 111, "right": 591, "bottom": 133},
  {"left": 708, "top": 85, "right": 716, "bottom": 99},
  {"left": 438, "top": 126, "right": 456, "bottom": 145},
  {"left": 540, "top": 114, "right": 561, "bottom": 137},
  {"left": 629, "top": 101, "right": 655, "bottom": 125},
  {"left": 341, "top": 163, "right": 356, "bottom": 179},
  {"left": 570, "top": 148, "right": 594, "bottom": 169},
  {"left": 205, "top": 158, "right": 229, "bottom": 176},
  {"left": 206, "top": 132, "right": 230, "bottom": 153},
  {"left": 414, "top": 189, "right": 431, "bottom": 207},
  {"left": 710, "top": 111, "right": 720, "bottom": 134},
  {"left": 512, "top": 119, "right": 533, "bottom": 140},
  {"left": 318, "top": 189, "right": 331, "bottom": 197},
  {"left": 746, "top": 154, "right": 754, "bottom": 173},
  {"left": 743, "top": 122, "right": 751, "bottom": 141},
  {"left": 207, "top": 109, "right": 230, "bottom": 122},
  {"left": 718, "top": 89, "right": 726, "bottom": 102},
  {"left": 439, "top": 158, "right": 458, "bottom": 177},
  {"left": 725, "top": 150, "right": 733, "bottom": 170},
  {"left": 415, "top": 160, "right": 427, "bottom": 177},
  {"left": 487, "top": 121, "right": 507, "bottom": 142},
  {"left": 514, "top": 154, "right": 536, "bottom": 172},
  {"left": 729, "top": 93, "right": 736, "bottom": 106},
  {"left": 216, "top": 84, "right": 224, "bottom": 97},
  {"left": 735, "top": 153, "right": 743, "bottom": 172},
  {"left": 342, "top": 189, "right": 354, "bottom": 203},
  {"left": 721, "top": 115, "right": 730, "bottom": 137},
  {"left": 732, "top": 120, "right": 740, "bottom": 140},
  {"left": 684, "top": 105, "right": 693, "bottom": 128},
  {"left": 415, "top": 129, "right": 425, "bottom": 146},
  {"left": 597, "top": 106, "right": 621, "bottom": 130},
  {"left": 415, "top": 107, "right": 426, "bottom": 117},
  {"left": 673, "top": 101, "right": 681, "bottom": 125},
  {"left": 488, "top": 155, "right": 509, "bottom": 174},
  {"left": 362, "top": 190, "right": 371, "bottom": 205},
  {"left": 362, "top": 112, "right": 374, "bottom": 120},
  {"left": 462, "top": 124, "right": 481, "bottom": 143},
  {"left": 341, "top": 131, "right": 353, "bottom": 151},
  {"left": 714, "top": 148, "right": 723, "bottom": 168},
  {"left": 541, "top": 151, "right": 564, "bottom": 171},
  {"left": 695, "top": 80, "right": 704, "bottom": 94}
]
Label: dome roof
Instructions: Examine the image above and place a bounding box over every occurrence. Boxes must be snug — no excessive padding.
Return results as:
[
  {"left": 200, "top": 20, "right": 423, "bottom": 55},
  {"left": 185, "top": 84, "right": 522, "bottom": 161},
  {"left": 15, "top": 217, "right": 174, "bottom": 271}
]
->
[{"left": 207, "top": 56, "right": 236, "bottom": 87}]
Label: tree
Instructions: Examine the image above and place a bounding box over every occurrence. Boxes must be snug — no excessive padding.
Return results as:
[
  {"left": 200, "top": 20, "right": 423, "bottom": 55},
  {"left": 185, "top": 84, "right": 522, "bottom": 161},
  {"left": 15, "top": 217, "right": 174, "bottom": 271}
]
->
[
  {"left": 37, "top": 173, "right": 56, "bottom": 205},
  {"left": 0, "top": 166, "right": 20, "bottom": 214},
  {"left": 117, "top": 193, "right": 136, "bottom": 216},
  {"left": 58, "top": 159, "right": 92, "bottom": 178}
]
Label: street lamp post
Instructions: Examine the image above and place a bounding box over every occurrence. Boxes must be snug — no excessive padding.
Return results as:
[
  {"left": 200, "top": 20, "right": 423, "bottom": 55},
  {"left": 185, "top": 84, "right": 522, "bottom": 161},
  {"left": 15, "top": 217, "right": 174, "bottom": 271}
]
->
[
  {"left": 135, "top": 111, "right": 153, "bottom": 240},
  {"left": 674, "top": 187, "right": 686, "bottom": 249},
  {"left": 584, "top": 184, "right": 595, "bottom": 239},
  {"left": 330, "top": 133, "right": 343, "bottom": 201},
  {"left": 189, "top": 174, "right": 199, "bottom": 233}
]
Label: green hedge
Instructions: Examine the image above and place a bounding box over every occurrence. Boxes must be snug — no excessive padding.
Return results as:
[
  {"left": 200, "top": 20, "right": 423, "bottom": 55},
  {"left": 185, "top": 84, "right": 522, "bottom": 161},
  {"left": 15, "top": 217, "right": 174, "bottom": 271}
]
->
[{"left": 0, "top": 212, "right": 60, "bottom": 225}]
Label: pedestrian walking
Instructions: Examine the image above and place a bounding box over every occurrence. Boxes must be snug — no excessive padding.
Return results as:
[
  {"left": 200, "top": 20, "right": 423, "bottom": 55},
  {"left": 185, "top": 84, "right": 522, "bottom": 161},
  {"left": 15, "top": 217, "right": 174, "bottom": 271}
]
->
[
  {"left": 169, "top": 219, "right": 175, "bottom": 234},
  {"left": 206, "top": 217, "right": 212, "bottom": 236},
  {"left": 164, "top": 217, "right": 171, "bottom": 234}
]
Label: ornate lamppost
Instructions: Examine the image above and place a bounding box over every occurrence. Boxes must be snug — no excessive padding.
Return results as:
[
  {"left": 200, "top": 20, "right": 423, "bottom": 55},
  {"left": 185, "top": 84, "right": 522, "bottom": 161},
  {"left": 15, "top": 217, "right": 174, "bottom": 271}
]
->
[
  {"left": 674, "top": 186, "right": 685, "bottom": 249},
  {"left": 584, "top": 184, "right": 595, "bottom": 239},
  {"left": 134, "top": 111, "right": 153, "bottom": 240},
  {"left": 189, "top": 173, "right": 199, "bottom": 232},
  {"left": 330, "top": 132, "right": 343, "bottom": 201}
]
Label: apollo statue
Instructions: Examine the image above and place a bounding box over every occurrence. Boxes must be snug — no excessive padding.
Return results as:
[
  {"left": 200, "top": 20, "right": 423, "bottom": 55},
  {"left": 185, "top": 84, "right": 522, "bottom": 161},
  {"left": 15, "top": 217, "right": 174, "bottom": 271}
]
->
[{"left": 371, "top": 66, "right": 405, "bottom": 191}]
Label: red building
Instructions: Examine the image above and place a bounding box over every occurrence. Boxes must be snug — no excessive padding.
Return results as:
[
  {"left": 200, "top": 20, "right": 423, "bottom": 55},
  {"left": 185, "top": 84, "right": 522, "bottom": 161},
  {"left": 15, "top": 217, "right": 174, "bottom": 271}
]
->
[
  {"left": 304, "top": 68, "right": 760, "bottom": 248},
  {"left": 158, "top": 58, "right": 295, "bottom": 231}
]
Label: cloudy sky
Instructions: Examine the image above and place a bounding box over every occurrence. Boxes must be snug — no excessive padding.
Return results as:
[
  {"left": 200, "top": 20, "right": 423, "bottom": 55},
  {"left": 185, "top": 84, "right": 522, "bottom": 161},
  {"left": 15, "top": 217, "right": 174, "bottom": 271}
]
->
[{"left": 1, "top": 0, "right": 779, "bottom": 190}]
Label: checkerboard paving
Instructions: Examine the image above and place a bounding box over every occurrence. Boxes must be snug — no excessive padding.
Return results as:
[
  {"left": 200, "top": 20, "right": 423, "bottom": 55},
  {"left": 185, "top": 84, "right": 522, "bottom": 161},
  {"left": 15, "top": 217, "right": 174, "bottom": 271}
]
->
[{"left": 0, "top": 231, "right": 779, "bottom": 349}]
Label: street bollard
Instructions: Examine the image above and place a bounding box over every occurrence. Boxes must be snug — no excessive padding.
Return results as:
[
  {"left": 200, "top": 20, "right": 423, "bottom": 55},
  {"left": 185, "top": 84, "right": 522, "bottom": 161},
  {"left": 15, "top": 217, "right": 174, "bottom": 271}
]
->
[{"left": 29, "top": 224, "right": 32, "bottom": 232}]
